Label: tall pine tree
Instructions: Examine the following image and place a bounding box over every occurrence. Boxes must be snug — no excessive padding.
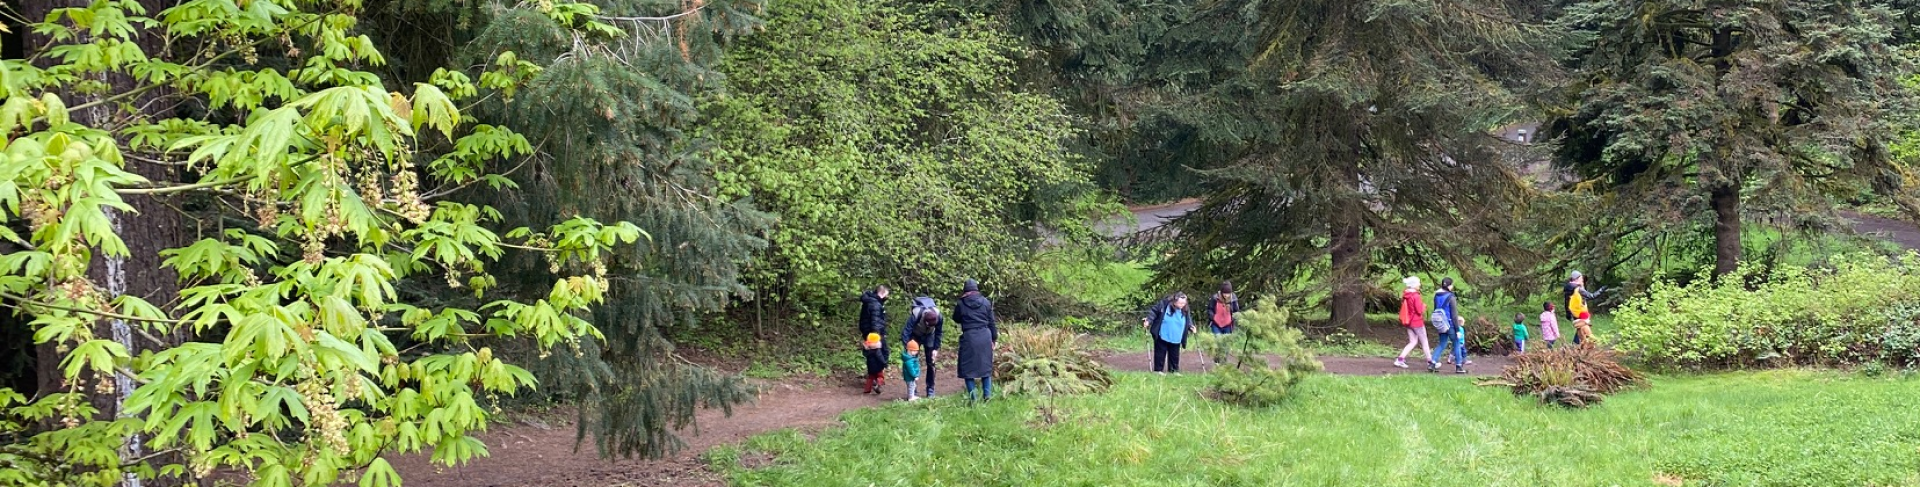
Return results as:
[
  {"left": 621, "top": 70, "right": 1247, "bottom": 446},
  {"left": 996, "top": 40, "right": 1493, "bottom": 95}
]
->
[
  {"left": 362, "top": 0, "right": 769, "bottom": 459},
  {"left": 1153, "top": 0, "right": 1559, "bottom": 332},
  {"left": 1549, "top": 0, "right": 1916, "bottom": 278}
]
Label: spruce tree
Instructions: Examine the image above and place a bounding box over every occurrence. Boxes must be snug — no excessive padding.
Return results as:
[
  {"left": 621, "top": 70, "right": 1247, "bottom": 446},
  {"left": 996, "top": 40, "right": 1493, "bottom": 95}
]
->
[
  {"left": 1152, "top": 0, "right": 1559, "bottom": 332},
  {"left": 369, "top": 0, "right": 770, "bottom": 459},
  {"left": 1548, "top": 0, "right": 1916, "bottom": 278}
]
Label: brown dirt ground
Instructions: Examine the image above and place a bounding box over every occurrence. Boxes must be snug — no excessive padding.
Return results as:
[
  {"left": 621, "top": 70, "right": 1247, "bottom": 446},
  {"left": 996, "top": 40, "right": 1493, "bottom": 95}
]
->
[
  {"left": 379, "top": 375, "right": 885, "bottom": 487},
  {"left": 1098, "top": 349, "right": 1514, "bottom": 376},
  {"left": 1843, "top": 211, "right": 1920, "bottom": 251}
]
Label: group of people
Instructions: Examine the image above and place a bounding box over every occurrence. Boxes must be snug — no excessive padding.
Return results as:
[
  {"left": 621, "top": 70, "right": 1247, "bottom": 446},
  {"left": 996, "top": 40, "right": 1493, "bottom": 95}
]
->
[
  {"left": 856, "top": 280, "right": 998, "bottom": 402},
  {"left": 1140, "top": 281, "right": 1241, "bottom": 373},
  {"left": 1394, "top": 271, "right": 1603, "bottom": 372}
]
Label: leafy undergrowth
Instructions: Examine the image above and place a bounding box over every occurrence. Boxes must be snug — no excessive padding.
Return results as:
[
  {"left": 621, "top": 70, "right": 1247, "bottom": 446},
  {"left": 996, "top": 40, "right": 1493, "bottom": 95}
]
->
[
  {"left": 996, "top": 327, "right": 1114, "bottom": 396},
  {"left": 712, "top": 371, "right": 1920, "bottom": 486}
]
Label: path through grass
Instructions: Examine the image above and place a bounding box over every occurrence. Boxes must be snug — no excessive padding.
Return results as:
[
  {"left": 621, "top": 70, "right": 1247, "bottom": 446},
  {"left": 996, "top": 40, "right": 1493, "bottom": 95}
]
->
[{"left": 713, "top": 370, "right": 1920, "bottom": 486}]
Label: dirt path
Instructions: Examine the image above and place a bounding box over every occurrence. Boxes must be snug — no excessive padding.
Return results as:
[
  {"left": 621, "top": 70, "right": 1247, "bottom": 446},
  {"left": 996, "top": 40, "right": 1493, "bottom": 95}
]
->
[
  {"left": 1842, "top": 211, "right": 1920, "bottom": 251},
  {"left": 1099, "top": 350, "right": 1513, "bottom": 376},
  {"left": 381, "top": 377, "right": 881, "bottom": 487}
]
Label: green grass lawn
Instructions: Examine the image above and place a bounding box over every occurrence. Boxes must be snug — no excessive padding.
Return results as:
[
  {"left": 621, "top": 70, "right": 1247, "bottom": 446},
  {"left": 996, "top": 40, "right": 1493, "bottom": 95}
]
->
[{"left": 712, "top": 370, "right": 1920, "bottom": 486}]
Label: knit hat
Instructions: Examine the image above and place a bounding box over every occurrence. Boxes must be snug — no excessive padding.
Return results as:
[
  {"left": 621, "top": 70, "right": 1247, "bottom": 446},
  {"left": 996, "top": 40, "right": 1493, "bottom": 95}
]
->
[
  {"left": 905, "top": 340, "right": 921, "bottom": 353},
  {"left": 1569, "top": 270, "right": 1583, "bottom": 280},
  {"left": 1402, "top": 276, "right": 1421, "bottom": 289},
  {"left": 963, "top": 279, "right": 980, "bottom": 292},
  {"left": 865, "top": 333, "right": 881, "bottom": 345},
  {"left": 1577, "top": 312, "right": 1591, "bottom": 320}
]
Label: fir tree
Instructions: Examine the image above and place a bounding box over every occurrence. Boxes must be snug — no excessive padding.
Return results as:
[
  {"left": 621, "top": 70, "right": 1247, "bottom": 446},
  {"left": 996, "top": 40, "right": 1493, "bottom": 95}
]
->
[
  {"left": 414, "top": 0, "right": 770, "bottom": 459},
  {"left": 1151, "top": 0, "right": 1560, "bottom": 333},
  {"left": 1548, "top": 0, "right": 1917, "bottom": 278}
]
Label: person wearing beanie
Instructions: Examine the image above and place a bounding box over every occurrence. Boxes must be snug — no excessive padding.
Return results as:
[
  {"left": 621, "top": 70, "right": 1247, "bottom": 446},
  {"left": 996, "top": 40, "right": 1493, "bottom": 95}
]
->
[
  {"left": 1563, "top": 271, "right": 1600, "bottom": 322},
  {"left": 953, "top": 279, "right": 999, "bottom": 403},
  {"left": 1395, "top": 276, "right": 1431, "bottom": 368}
]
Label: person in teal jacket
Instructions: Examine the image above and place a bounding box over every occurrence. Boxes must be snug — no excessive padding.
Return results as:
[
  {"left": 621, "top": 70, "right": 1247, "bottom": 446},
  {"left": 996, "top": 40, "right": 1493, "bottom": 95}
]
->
[{"left": 1511, "top": 313, "right": 1530, "bottom": 354}]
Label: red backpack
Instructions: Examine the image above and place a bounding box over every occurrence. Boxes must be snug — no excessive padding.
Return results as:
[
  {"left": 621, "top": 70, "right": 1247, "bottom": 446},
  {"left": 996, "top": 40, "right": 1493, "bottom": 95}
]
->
[{"left": 1213, "top": 297, "right": 1233, "bottom": 327}]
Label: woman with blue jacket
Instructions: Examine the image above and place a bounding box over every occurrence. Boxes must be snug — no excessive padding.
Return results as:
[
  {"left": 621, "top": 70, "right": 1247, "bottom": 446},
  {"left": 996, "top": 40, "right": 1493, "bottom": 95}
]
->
[{"left": 1428, "top": 278, "right": 1467, "bottom": 374}]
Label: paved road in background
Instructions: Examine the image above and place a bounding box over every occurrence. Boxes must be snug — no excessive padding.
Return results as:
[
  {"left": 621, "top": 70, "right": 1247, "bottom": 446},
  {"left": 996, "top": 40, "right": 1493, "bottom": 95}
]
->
[
  {"left": 1113, "top": 201, "right": 1920, "bottom": 252},
  {"left": 1101, "top": 199, "right": 1203, "bottom": 237}
]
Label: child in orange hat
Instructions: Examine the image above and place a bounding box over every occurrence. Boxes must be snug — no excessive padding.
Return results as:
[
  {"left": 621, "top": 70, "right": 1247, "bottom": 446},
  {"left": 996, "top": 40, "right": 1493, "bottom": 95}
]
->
[
  {"left": 862, "top": 332, "right": 887, "bottom": 394},
  {"left": 900, "top": 340, "right": 923, "bottom": 401}
]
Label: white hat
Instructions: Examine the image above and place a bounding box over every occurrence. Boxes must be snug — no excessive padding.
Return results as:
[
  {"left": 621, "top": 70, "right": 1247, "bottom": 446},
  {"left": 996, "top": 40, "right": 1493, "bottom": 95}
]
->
[{"left": 1403, "top": 276, "right": 1421, "bottom": 289}]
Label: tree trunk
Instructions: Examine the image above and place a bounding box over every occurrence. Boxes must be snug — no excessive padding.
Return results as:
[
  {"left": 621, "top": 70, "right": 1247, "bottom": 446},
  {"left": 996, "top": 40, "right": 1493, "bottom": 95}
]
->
[
  {"left": 1328, "top": 161, "right": 1368, "bottom": 334},
  {"left": 1329, "top": 215, "right": 1367, "bottom": 334},
  {"left": 1710, "top": 184, "right": 1742, "bottom": 278}
]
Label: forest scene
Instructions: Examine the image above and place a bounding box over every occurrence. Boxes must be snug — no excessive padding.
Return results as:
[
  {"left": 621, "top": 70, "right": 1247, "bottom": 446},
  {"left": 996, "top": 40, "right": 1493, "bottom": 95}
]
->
[{"left": 2, "top": 0, "right": 1920, "bottom": 485}]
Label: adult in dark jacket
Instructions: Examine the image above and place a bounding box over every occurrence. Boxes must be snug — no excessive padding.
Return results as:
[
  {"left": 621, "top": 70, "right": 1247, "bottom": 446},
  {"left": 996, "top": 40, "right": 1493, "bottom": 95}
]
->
[
  {"left": 1206, "top": 281, "right": 1241, "bottom": 334},
  {"left": 858, "top": 286, "right": 890, "bottom": 394},
  {"left": 900, "top": 296, "right": 943, "bottom": 398},
  {"left": 1144, "top": 292, "right": 1195, "bottom": 373},
  {"left": 953, "top": 280, "right": 998, "bottom": 403}
]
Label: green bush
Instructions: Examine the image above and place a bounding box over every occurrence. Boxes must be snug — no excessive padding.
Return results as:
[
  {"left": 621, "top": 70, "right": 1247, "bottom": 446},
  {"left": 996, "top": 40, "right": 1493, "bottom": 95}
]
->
[
  {"left": 995, "top": 326, "right": 1115, "bottom": 396},
  {"left": 1201, "top": 298, "right": 1322, "bottom": 407},
  {"left": 1614, "top": 253, "right": 1920, "bottom": 368}
]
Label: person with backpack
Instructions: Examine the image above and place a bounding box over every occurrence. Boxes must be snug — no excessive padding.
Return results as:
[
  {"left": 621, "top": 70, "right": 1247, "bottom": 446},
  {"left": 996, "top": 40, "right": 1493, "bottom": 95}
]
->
[
  {"left": 1395, "top": 276, "right": 1432, "bottom": 369},
  {"left": 1207, "top": 281, "right": 1241, "bottom": 334},
  {"left": 1426, "top": 277, "right": 1466, "bottom": 374},
  {"left": 1564, "top": 271, "right": 1602, "bottom": 345},
  {"left": 953, "top": 280, "right": 998, "bottom": 403},
  {"left": 900, "top": 296, "right": 943, "bottom": 399},
  {"left": 858, "top": 285, "right": 891, "bottom": 394},
  {"left": 1144, "top": 292, "right": 1196, "bottom": 373}
]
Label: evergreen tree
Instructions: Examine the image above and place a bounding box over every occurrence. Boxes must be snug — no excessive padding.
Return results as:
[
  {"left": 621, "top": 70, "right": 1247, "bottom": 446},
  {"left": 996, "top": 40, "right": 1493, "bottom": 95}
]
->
[
  {"left": 1152, "top": 0, "right": 1559, "bottom": 332},
  {"left": 964, "top": 0, "right": 1214, "bottom": 203},
  {"left": 364, "top": 0, "right": 769, "bottom": 459},
  {"left": 1548, "top": 0, "right": 1917, "bottom": 278}
]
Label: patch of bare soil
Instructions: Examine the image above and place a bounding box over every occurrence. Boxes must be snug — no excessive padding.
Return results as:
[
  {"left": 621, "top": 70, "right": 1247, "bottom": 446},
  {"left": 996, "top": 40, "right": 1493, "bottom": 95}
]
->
[
  {"left": 1097, "top": 350, "right": 1513, "bottom": 376},
  {"left": 1843, "top": 211, "right": 1920, "bottom": 251},
  {"left": 380, "top": 375, "right": 887, "bottom": 487}
]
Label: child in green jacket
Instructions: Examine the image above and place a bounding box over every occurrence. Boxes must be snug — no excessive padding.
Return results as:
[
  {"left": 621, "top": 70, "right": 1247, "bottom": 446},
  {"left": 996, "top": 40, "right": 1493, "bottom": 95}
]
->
[{"left": 1511, "top": 313, "right": 1529, "bottom": 354}]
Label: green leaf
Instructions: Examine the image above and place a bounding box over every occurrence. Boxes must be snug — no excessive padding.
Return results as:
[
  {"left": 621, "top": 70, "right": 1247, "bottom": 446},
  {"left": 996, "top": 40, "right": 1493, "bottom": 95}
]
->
[
  {"left": 359, "top": 458, "right": 400, "bottom": 487},
  {"left": 62, "top": 339, "right": 129, "bottom": 378}
]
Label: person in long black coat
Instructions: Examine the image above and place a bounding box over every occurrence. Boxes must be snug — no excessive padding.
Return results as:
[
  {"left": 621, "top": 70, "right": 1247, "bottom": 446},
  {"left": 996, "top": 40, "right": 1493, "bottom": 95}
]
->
[
  {"left": 952, "top": 279, "right": 998, "bottom": 402},
  {"left": 858, "top": 286, "right": 890, "bottom": 394}
]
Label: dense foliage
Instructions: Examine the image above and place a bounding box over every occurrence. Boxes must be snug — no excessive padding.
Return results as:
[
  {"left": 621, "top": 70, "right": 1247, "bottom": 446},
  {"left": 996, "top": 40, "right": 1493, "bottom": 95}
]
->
[
  {"left": 422, "top": 0, "right": 769, "bottom": 460},
  {"left": 1549, "top": 0, "right": 1918, "bottom": 278},
  {"left": 0, "top": 0, "right": 648, "bottom": 485},
  {"left": 702, "top": 0, "right": 1112, "bottom": 319},
  {"left": 994, "top": 326, "right": 1114, "bottom": 396},
  {"left": 1198, "top": 298, "right": 1319, "bottom": 407},
  {"left": 1614, "top": 254, "right": 1920, "bottom": 368},
  {"left": 1151, "top": 0, "right": 1559, "bottom": 332}
]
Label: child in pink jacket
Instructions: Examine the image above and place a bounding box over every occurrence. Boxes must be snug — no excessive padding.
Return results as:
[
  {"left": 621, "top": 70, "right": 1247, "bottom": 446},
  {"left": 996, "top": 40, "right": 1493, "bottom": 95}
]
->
[{"left": 1539, "top": 302, "right": 1561, "bottom": 349}]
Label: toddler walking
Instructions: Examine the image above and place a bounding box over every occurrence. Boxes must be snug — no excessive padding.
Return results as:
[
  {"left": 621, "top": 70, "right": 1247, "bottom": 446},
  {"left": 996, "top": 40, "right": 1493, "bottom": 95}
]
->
[
  {"left": 1510, "top": 313, "right": 1529, "bottom": 354},
  {"left": 1539, "top": 303, "right": 1560, "bottom": 349}
]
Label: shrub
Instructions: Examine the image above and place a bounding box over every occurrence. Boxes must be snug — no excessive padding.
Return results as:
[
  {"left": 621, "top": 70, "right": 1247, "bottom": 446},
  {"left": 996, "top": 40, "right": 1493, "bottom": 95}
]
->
[
  {"left": 1463, "top": 316, "right": 1511, "bottom": 355},
  {"left": 1492, "top": 346, "right": 1644, "bottom": 408},
  {"left": 995, "top": 326, "right": 1115, "bottom": 396},
  {"left": 1613, "top": 253, "right": 1920, "bottom": 368},
  {"left": 1202, "top": 298, "right": 1322, "bottom": 407}
]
